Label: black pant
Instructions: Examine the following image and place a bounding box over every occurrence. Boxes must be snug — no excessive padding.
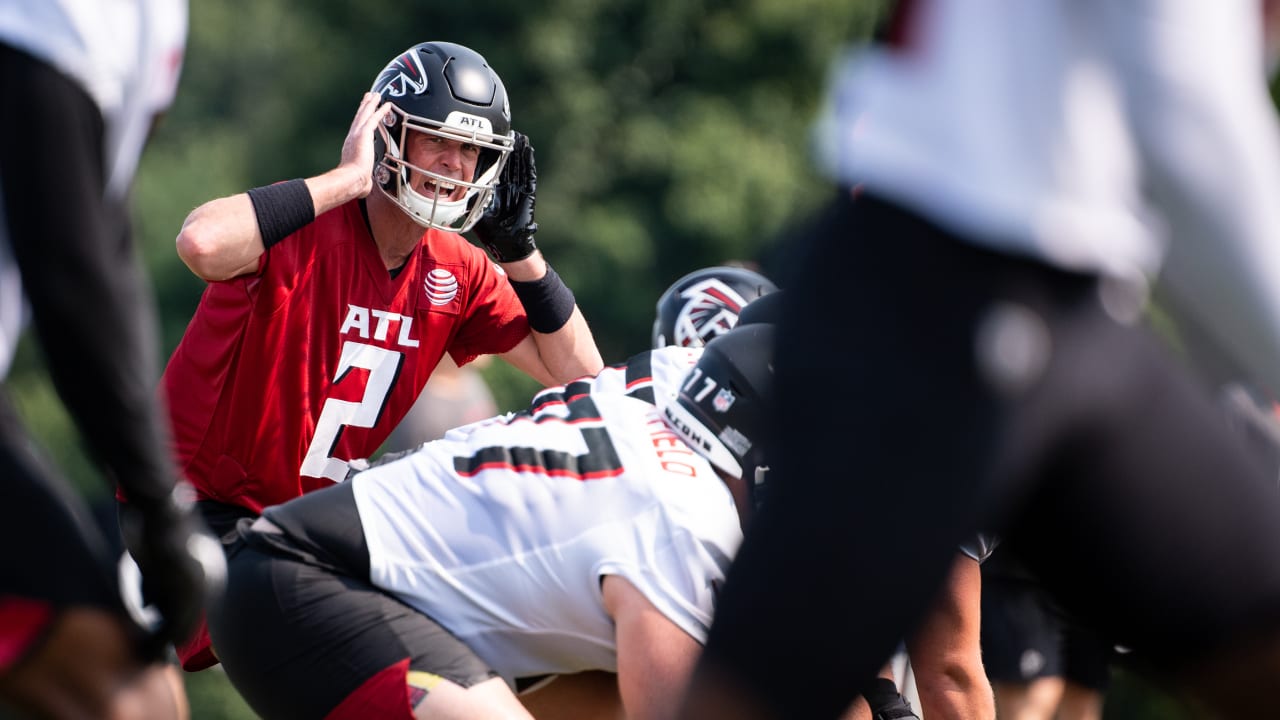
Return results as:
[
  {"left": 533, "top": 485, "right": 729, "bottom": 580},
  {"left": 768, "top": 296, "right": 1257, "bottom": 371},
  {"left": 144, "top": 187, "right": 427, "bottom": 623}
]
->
[
  {"left": 702, "top": 193, "right": 1280, "bottom": 718},
  {"left": 0, "top": 394, "right": 125, "bottom": 615},
  {"left": 208, "top": 481, "right": 496, "bottom": 720}
]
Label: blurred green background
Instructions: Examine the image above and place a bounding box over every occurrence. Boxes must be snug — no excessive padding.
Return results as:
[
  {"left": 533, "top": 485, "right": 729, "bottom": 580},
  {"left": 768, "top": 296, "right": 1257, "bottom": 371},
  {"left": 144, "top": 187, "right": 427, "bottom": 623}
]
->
[{"left": 6, "top": 0, "right": 1277, "bottom": 717}]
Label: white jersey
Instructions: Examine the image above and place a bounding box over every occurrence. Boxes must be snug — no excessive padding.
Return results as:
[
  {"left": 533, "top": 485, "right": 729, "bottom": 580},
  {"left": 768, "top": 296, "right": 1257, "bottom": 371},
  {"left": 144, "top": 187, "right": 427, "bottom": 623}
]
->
[
  {"left": 820, "top": 1, "right": 1280, "bottom": 393},
  {"left": 528, "top": 345, "right": 703, "bottom": 414},
  {"left": 436, "top": 345, "right": 702, "bottom": 445},
  {"left": 353, "top": 391, "right": 741, "bottom": 685},
  {"left": 0, "top": 0, "right": 187, "bottom": 198},
  {"left": 0, "top": 0, "right": 186, "bottom": 377}
]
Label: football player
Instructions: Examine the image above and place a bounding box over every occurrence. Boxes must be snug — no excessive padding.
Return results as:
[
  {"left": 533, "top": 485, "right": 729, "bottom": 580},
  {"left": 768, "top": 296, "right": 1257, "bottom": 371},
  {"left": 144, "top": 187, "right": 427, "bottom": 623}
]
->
[
  {"left": 0, "top": 1, "right": 221, "bottom": 716},
  {"left": 208, "top": 325, "right": 772, "bottom": 720},
  {"left": 157, "top": 41, "right": 604, "bottom": 670},
  {"left": 682, "top": 1, "right": 1280, "bottom": 717}
]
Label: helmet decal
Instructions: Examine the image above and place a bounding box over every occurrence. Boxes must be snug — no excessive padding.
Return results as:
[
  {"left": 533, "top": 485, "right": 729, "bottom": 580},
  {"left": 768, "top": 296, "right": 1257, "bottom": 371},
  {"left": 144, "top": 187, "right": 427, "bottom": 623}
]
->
[
  {"left": 713, "top": 388, "right": 737, "bottom": 413},
  {"left": 653, "top": 267, "right": 778, "bottom": 350},
  {"left": 444, "top": 111, "right": 493, "bottom": 134},
  {"left": 376, "top": 50, "right": 430, "bottom": 98},
  {"left": 674, "top": 279, "right": 750, "bottom": 347}
]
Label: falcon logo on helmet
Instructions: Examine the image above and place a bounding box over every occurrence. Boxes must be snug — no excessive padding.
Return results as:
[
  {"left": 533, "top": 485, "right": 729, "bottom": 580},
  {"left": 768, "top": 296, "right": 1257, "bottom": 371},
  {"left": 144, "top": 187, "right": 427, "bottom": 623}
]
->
[
  {"left": 377, "top": 51, "right": 430, "bottom": 98},
  {"left": 673, "top": 279, "right": 749, "bottom": 348},
  {"left": 653, "top": 266, "right": 778, "bottom": 349}
]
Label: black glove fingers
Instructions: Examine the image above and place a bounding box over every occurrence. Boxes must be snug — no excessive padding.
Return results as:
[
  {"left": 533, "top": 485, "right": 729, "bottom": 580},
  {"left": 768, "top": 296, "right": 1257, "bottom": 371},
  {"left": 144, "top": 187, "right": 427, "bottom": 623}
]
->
[
  {"left": 521, "top": 139, "right": 537, "bottom": 195},
  {"left": 472, "top": 131, "right": 537, "bottom": 261},
  {"left": 508, "top": 132, "right": 529, "bottom": 192}
]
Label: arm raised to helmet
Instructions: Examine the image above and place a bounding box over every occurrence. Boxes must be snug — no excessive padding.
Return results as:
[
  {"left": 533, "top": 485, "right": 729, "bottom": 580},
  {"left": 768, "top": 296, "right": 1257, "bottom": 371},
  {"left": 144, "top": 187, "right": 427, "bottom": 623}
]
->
[
  {"left": 175, "top": 93, "right": 390, "bottom": 281},
  {"left": 479, "top": 132, "right": 603, "bottom": 384}
]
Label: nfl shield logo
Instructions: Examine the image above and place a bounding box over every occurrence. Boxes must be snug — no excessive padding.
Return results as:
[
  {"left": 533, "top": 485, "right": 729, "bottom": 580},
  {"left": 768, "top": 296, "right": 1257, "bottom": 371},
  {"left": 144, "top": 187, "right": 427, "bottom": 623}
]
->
[{"left": 712, "top": 388, "right": 736, "bottom": 413}]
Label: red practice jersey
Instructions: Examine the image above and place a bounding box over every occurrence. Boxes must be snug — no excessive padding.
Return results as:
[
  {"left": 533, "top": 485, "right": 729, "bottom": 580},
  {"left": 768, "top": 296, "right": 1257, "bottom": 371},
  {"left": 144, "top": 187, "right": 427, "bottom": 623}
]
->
[{"left": 162, "top": 200, "right": 529, "bottom": 513}]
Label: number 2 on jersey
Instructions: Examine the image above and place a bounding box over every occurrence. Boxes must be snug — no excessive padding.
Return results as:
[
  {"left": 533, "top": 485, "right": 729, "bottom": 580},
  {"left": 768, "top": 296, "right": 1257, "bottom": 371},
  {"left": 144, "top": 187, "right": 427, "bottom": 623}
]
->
[{"left": 301, "top": 341, "right": 404, "bottom": 482}]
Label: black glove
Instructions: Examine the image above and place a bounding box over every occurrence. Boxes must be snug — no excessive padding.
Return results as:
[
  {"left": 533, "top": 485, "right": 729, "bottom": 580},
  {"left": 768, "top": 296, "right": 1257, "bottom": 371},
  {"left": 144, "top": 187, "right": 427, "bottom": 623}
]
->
[
  {"left": 119, "top": 488, "right": 226, "bottom": 659},
  {"left": 473, "top": 131, "right": 538, "bottom": 263}
]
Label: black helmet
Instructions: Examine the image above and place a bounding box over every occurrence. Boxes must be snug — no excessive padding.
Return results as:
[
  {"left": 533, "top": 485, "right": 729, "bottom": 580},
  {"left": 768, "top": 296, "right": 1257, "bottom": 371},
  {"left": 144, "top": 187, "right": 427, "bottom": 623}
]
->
[
  {"left": 662, "top": 324, "right": 774, "bottom": 510},
  {"left": 736, "top": 290, "right": 785, "bottom": 328},
  {"left": 370, "top": 42, "right": 514, "bottom": 232},
  {"left": 652, "top": 266, "right": 777, "bottom": 349}
]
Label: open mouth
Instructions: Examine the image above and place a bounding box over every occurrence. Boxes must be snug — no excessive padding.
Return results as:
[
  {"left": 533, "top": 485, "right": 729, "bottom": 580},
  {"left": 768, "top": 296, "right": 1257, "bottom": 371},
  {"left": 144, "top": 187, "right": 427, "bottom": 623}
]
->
[{"left": 424, "top": 178, "right": 461, "bottom": 202}]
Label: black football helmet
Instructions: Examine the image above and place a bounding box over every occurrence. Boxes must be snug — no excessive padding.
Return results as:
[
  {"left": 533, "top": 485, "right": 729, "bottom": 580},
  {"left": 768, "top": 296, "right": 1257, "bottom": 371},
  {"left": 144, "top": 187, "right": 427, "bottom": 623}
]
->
[
  {"left": 370, "top": 42, "right": 514, "bottom": 232},
  {"left": 662, "top": 324, "right": 774, "bottom": 509},
  {"left": 736, "top": 290, "right": 785, "bottom": 328},
  {"left": 652, "top": 266, "right": 778, "bottom": 349}
]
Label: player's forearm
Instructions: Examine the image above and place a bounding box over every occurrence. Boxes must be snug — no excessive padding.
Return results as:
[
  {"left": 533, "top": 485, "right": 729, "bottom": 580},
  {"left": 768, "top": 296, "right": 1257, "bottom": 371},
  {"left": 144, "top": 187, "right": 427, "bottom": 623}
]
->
[
  {"left": 176, "top": 166, "right": 366, "bottom": 281},
  {"left": 1102, "top": 2, "right": 1280, "bottom": 394},
  {"left": 23, "top": 220, "right": 177, "bottom": 506},
  {"left": 529, "top": 307, "right": 604, "bottom": 384},
  {"left": 175, "top": 193, "right": 265, "bottom": 280},
  {"left": 503, "top": 251, "right": 603, "bottom": 383},
  {"left": 1150, "top": 117, "right": 1280, "bottom": 396},
  {"left": 500, "top": 249, "right": 548, "bottom": 283},
  {"left": 305, "top": 164, "right": 371, "bottom": 218}
]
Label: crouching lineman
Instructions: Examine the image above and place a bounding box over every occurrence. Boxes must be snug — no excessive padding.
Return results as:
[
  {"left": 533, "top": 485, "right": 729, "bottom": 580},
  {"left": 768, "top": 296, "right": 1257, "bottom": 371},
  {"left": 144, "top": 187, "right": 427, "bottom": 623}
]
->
[{"left": 207, "top": 325, "right": 773, "bottom": 720}]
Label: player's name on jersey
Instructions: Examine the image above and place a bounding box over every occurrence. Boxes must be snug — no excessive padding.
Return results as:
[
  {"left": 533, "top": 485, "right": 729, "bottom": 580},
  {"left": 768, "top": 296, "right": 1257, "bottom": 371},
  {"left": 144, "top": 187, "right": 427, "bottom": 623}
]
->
[
  {"left": 646, "top": 416, "right": 702, "bottom": 477},
  {"left": 339, "top": 304, "right": 420, "bottom": 348}
]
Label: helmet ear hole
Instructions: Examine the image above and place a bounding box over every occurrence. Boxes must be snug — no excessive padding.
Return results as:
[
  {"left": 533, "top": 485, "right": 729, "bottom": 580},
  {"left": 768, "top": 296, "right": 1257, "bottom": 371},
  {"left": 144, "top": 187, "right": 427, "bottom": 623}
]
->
[{"left": 372, "top": 121, "right": 396, "bottom": 192}]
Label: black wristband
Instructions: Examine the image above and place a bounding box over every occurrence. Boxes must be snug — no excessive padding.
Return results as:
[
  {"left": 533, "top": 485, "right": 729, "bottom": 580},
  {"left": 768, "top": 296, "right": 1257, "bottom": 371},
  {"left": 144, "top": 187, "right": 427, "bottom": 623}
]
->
[
  {"left": 510, "top": 265, "right": 576, "bottom": 334},
  {"left": 247, "top": 179, "right": 315, "bottom": 249}
]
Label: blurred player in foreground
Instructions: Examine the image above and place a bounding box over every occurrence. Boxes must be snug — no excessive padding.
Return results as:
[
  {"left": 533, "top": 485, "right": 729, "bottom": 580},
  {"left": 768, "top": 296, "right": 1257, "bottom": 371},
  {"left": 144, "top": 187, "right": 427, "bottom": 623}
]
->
[
  {"left": 681, "top": 1, "right": 1280, "bottom": 718},
  {"left": 658, "top": 274, "right": 984, "bottom": 719},
  {"left": 0, "top": 0, "right": 222, "bottom": 717}
]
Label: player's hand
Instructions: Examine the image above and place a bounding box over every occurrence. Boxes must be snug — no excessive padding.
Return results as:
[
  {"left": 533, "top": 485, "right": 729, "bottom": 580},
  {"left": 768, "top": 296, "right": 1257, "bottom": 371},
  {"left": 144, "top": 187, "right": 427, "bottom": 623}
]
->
[
  {"left": 119, "top": 488, "right": 226, "bottom": 659},
  {"left": 473, "top": 131, "right": 538, "bottom": 263},
  {"left": 340, "top": 92, "right": 394, "bottom": 198}
]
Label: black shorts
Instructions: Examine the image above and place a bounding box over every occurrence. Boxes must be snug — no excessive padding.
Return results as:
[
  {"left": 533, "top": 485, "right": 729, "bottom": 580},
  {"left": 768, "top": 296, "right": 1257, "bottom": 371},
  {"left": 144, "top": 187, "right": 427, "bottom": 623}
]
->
[
  {"left": 206, "top": 482, "right": 497, "bottom": 720},
  {"left": 702, "top": 192, "right": 1280, "bottom": 719},
  {"left": 195, "top": 498, "right": 260, "bottom": 545},
  {"left": 981, "top": 575, "right": 1112, "bottom": 690},
  {"left": 0, "top": 396, "right": 139, "bottom": 670}
]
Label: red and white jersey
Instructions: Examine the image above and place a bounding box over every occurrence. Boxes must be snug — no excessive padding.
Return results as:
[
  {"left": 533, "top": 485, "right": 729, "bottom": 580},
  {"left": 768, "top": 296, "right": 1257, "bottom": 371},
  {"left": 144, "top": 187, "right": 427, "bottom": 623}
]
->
[
  {"left": 162, "top": 200, "right": 529, "bottom": 512},
  {"left": 353, "top": 392, "right": 741, "bottom": 684}
]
